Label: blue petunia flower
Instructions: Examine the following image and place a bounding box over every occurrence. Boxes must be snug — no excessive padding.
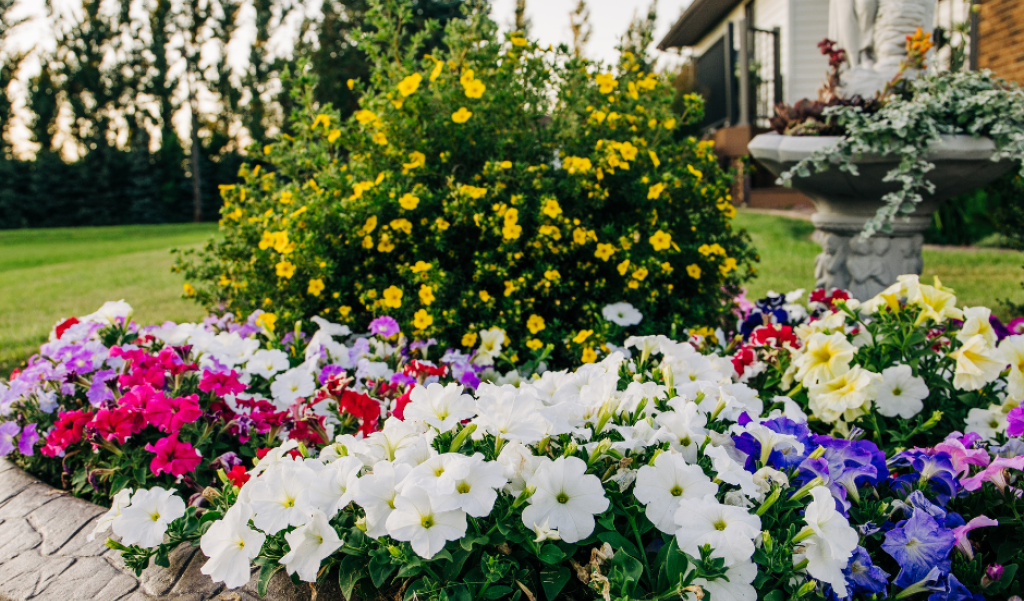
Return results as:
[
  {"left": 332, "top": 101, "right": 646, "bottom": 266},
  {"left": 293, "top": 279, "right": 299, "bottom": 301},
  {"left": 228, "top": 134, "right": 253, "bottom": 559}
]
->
[
  {"left": 883, "top": 509, "right": 956, "bottom": 586},
  {"left": 844, "top": 546, "right": 890, "bottom": 597}
]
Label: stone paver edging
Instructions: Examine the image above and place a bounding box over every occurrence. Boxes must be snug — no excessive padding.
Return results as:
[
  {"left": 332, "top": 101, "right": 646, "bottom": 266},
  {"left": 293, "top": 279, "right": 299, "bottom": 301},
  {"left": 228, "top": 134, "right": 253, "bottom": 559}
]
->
[{"left": 0, "top": 459, "right": 349, "bottom": 601}]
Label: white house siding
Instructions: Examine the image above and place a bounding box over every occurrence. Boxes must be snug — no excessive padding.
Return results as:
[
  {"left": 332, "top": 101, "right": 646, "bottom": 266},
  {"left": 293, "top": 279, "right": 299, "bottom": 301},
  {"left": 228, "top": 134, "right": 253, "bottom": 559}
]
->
[
  {"left": 789, "top": 0, "right": 830, "bottom": 103},
  {"left": 691, "top": 3, "right": 749, "bottom": 57}
]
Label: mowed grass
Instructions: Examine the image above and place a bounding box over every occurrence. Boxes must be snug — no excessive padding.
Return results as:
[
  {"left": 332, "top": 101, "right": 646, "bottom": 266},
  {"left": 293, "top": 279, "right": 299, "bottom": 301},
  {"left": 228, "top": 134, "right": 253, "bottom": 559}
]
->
[
  {"left": 0, "top": 224, "right": 218, "bottom": 373},
  {"left": 734, "top": 211, "right": 1024, "bottom": 320}
]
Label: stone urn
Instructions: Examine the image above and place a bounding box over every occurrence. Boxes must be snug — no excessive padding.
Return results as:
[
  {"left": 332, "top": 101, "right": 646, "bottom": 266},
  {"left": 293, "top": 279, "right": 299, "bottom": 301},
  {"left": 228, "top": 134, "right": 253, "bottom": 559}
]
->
[{"left": 747, "top": 133, "right": 1013, "bottom": 300}]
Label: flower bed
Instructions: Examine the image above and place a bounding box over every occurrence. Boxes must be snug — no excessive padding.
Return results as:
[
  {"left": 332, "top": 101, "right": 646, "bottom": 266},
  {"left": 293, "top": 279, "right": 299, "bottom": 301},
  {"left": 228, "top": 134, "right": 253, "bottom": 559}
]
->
[{"left": 3, "top": 274, "right": 1023, "bottom": 600}]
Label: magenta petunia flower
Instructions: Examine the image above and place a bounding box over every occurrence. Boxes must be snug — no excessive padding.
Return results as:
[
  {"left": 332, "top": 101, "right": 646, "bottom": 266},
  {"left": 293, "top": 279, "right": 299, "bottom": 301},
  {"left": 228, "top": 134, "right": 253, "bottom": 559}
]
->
[
  {"left": 951, "top": 515, "right": 998, "bottom": 560},
  {"left": 960, "top": 456, "right": 1024, "bottom": 492},
  {"left": 369, "top": 316, "right": 400, "bottom": 338},
  {"left": 145, "top": 434, "right": 202, "bottom": 476},
  {"left": 934, "top": 433, "right": 991, "bottom": 477},
  {"left": 198, "top": 369, "right": 247, "bottom": 397},
  {"left": 93, "top": 407, "right": 137, "bottom": 444},
  {"left": 1007, "top": 406, "right": 1024, "bottom": 438},
  {"left": 144, "top": 394, "right": 203, "bottom": 433}
]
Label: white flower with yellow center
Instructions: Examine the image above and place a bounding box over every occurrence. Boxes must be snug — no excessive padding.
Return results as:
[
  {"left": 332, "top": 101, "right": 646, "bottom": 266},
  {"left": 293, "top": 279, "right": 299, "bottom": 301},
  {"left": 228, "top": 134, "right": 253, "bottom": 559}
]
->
[
  {"left": 521, "top": 456, "right": 609, "bottom": 543},
  {"left": 351, "top": 460, "right": 413, "bottom": 538},
  {"left": 111, "top": 487, "right": 186, "bottom": 548},
  {"left": 634, "top": 452, "right": 718, "bottom": 533},
  {"left": 792, "top": 332, "right": 856, "bottom": 386},
  {"left": 958, "top": 306, "right": 997, "bottom": 347},
  {"left": 403, "top": 382, "right": 476, "bottom": 432},
  {"left": 950, "top": 334, "right": 1004, "bottom": 391},
  {"left": 674, "top": 495, "right": 761, "bottom": 567},
  {"left": 807, "top": 366, "right": 882, "bottom": 424},
  {"left": 910, "top": 283, "right": 963, "bottom": 325},
  {"left": 200, "top": 504, "right": 266, "bottom": 589},
  {"left": 386, "top": 486, "right": 468, "bottom": 559},
  {"left": 875, "top": 364, "right": 929, "bottom": 419},
  {"left": 280, "top": 509, "right": 343, "bottom": 581},
  {"left": 248, "top": 463, "right": 318, "bottom": 534},
  {"left": 997, "top": 335, "right": 1024, "bottom": 400}
]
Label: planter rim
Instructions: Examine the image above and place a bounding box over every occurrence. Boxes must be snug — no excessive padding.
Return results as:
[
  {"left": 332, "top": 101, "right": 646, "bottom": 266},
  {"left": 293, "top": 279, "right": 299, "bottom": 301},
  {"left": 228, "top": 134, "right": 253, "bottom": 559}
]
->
[{"left": 747, "top": 132, "right": 999, "bottom": 165}]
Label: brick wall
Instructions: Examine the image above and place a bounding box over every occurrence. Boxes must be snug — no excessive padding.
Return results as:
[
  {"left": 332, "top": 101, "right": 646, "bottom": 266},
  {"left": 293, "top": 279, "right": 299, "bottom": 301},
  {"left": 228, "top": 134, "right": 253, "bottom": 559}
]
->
[{"left": 977, "top": 0, "right": 1024, "bottom": 83}]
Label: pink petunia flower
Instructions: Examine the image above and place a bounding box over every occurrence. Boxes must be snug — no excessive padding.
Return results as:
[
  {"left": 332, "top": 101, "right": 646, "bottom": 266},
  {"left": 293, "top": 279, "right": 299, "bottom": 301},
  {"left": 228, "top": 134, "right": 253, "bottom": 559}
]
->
[
  {"left": 145, "top": 434, "right": 202, "bottom": 476},
  {"left": 934, "top": 432, "right": 991, "bottom": 476},
  {"left": 198, "top": 369, "right": 247, "bottom": 397},
  {"left": 119, "top": 384, "right": 165, "bottom": 411},
  {"left": 92, "top": 407, "right": 137, "bottom": 444},
  {"left": 952, "top": 515, "right": 998, "bottom": 559},
  {"left": 144, "top": 394, "right": 203, "bottom": 433},
  {"left": 961, "top": 456, "right": 1024, "bottom": 492}
]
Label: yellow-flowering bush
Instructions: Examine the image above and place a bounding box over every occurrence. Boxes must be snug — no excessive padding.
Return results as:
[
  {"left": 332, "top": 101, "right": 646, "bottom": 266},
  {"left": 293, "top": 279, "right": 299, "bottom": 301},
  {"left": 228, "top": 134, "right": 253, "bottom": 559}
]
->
[{"left": 178, "top": 0, "right": 756, "bottom": 364}]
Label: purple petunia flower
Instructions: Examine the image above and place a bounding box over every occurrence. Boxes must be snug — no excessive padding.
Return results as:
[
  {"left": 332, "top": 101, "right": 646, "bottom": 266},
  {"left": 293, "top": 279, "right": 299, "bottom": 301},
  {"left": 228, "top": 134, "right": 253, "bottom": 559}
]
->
[
  {"left": 843, "top": 546, "right": 890, "bottom": 597},
  {"left": 1008, "top": 406, "right": 1024, "bottom": 438},
  {"left": 18, "top": 424, "right": 38, "bottom": 456},
  {"left": 319, "top": 364, "right": 347, "bottom": 385},
  {"left": 883, "top": 509, "right": 956, "bottom": 586},
  {"left": 928, "top": 573, "right": 984, "bottom": 601},
  {"left": 459, "top": 370, "right": 481, "bottom": 389},
  {"left": 0, "top": 421, "right": 20, "bottom": 456},
  {"left": 391, "top": 373, "right": 416, "bottom": 386},
  {"left": 87, "top": 369, "right": 118, "bottom": 406},
  {"left": 369, "top": 316, "right": 400, "bottom": 338},
  {"left": 892, "top": 450, "right": 960, "bottom": 505},
  {"left": 409, "top": 338, "right": 437, "bottom": 356}
]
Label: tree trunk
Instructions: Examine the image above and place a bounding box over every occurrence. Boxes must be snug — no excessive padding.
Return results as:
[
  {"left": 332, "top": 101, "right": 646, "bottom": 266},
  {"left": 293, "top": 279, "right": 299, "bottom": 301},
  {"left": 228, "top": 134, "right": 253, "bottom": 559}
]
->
[{"left": 189, "top": 99, "right": 202, "bottom": 223}]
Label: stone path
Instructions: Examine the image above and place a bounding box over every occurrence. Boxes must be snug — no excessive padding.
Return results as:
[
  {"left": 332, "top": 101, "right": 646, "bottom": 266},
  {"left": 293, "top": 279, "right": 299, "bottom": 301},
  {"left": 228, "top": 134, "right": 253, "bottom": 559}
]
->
[{"left": 0, "top": 459, "right": 346, "bottom": 601}]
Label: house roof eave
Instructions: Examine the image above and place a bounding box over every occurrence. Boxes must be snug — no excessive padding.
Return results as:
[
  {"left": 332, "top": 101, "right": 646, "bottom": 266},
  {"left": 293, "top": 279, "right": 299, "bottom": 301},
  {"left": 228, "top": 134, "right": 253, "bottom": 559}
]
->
[{"left": 657, "top": 0, "right": 746, "bottom": 50}]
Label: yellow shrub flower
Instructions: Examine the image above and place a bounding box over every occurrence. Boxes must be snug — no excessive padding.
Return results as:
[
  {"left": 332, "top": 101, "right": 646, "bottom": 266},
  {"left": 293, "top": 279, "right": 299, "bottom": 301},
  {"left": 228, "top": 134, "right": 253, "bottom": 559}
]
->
[
  {"left": 359, "top": 216, "right": 378, "bottom": 236},
  {"left": 573, "top": 228, "right": 588, "bottom": 245},
  {"left": 590, "top": 110, "right": 606, "bottom": 124},
  {"left": 280, "top": 191, "right": 293, "bottom": 205},
  {"left": 502, "top": 223, "right": 522, "bottom": 240},
  {"left": 573, "top": 329, "right": 593, "bottom": 344},
  {"left": 510, "top": 34, "right": 528, "bottom": 47},
  {"left": 595, "top": 73, "right": 618, "bottom": 94},
  {"left": 687, "top": 164, "right": 703, "bottom": 180},
  {"left": 263, "top": 145, "right": 272, "bottom": 155},
  {"left": 403, "top": 151, "right": 426, "bottom": 173},
  {"left": 649, "top": 150, "right": 660, "bottom": 167},
  {"left": 581, "top": 347, "right": 597, "bottom": 363},
  {"left": 435, "top": 217, "right": 450, "bottom": 231},
  {"left": 563, "top": 156, "right": 592, "bottom": 174},
  {"left": 504, "top": 280, "right": 515, "bottom": 296},
  {"left": 544, "top": 269, "right": 561, "bottom": 281},
  {"left": 595, "top": 243, "right": 616, "bottom": 261},
  {"left": 419, "top": 285, "right": 435, "bottom": 305},
  {"left": 649, "top": 230, "right": 672, "bottom": 251},
  {"left": 719, "top": 257, "right": 738, "bottom": 276},
  {"left": 500, "top": 160, "right": 512, "bottom": 169},
  {"left": 463, "top": 78, "right": 486, "bottom": 99},
  {"left": 378, "top": 234, "right": 395, "bottom": 253},
  {"left": 430, "top": 58, "right": 444, "bottom": 81},
  {"left": 338, "top": 306, "right": 352, "bottom": 318},
  {"left": 526, "top": 338, "right": 544, "bottom": 351},
  {"left": 398, "top": 73, "right": 422, "bottom": 97},
  {"left": 355, "top": 110, "right": 377, "bottom": 125},
  {"left": 399, "top": 193, "right": 420, "bottom": 210},
  {"left": 275, "top": 261, "right": 296, "bottom": 278},
  {"left": 382, "top": 285, "right": 403, "bottom": 308},
  {"left": 664, "top": 118, "right": 677, "bottom": 130},
  {"left": 390, "top": 219, "right": 413, "bottom": 235},
  {"left": 256, "top": 312, "right": 277, "bottom": 332},
  {"left": 462, "top": 332, "right": 478, "bottom": 347},
  {"left": 617, "top": 259, "right": 630, "bottom": 275},
  {"left": 648, "top": 183, "right": 666, "bottom": 199},
  {"left": 460, "top": 185, "right": 488, "bottom": 199},
  {"left": 308, "top": 278, "right": 325, "bottom": 296},
  {"left": 328, "top": 129, "right": 341, "bottom": 143},
  {"left": 258, "top": 231, "right": 276, "bottom": 250},
  {"left": 633, "top": 268, "right": 648, "bottom": 281},
  {"left": 411, "top": 261, "right": 432, "bottom": 273},
  {"left": 372, "top": 131, "right": 388, "bottom": 145},
  {"left": 527, "top": 314, "right": 545, "bottom": 334},
  {"left": 413, "top": 309, "right": 433, "bottom": 330},
  {"left": 312, "top": 114, "right": 330, "bottom": 129},
  {"left": 541, "top": 198, "right": 562, "bottom": 218},
  {"left": 362, "top": 236, "right": 374, "bottom": 249},
  {"left": 661, "top": 261, "right": 674, "bottom": 273},
  {"left": 183, "top": 283, "right": 196, "bottom": 297},
  {"left": 479, "top": 290, "right": 492, "bottom": 302},
  {"left": 538, "top": 225, "right": 561, "bottom": 239},
  {"left": 452, "top": 107, "right": 473, "bottom": 123}
]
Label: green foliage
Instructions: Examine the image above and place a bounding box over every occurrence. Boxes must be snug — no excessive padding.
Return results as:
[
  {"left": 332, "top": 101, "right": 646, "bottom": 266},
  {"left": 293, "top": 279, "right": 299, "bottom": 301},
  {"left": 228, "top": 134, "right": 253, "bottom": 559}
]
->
[{"left": 179, "top": 0, "right": 756, "bottom": 364}]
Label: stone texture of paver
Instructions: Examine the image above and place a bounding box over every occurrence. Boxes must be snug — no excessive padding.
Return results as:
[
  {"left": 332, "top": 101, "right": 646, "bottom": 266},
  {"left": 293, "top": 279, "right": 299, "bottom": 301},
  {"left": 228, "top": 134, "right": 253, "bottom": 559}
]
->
[{"left": 0, "top": 459, "right": 344, "bottom": 601}]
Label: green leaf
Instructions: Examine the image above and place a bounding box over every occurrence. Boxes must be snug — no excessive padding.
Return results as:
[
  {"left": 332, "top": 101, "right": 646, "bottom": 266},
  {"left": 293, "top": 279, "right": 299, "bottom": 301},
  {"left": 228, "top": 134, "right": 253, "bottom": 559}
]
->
[
  {"left": 597, "top": 531, "right": 640, "bottom": 558},
  {"left": 608, "top": 551, "right": 643, "bottom": 596},
  {"left": 369, "top": 554, "right": 397, "bottom": 588},
  {"left": 449, "top": 585, "right": 473, "bottom": 601},
  {"left": 536, "top": 544, "right": 566, "bottom": 566},
  {"left": 257, "top": 561, "right": 284, "bottom": 597},
  {"left": 338, "top": 555, "right": 366, "bottom": 601},
  {"left": 444, "top": 548, "right": 474, "bottom": 580},
  {"left": 461, "top": 533, "right": 490, "bottom": 551},
  {"left": 763, "top": 589, "right": 787, "bottom": 601},
  {"left": 484, "top": 585, "right": 514, "bottom": 599},
  {"left": 663, "top": 539, "right": 689, "bottom": 587},
  {"left": 540, "top": 566, "right": 570, "bottom": 601}
]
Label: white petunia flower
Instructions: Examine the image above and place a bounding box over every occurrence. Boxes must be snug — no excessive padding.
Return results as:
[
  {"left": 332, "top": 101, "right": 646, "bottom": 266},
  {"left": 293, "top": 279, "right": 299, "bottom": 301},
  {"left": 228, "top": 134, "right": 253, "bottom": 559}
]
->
[
  {"left": 875, "top": 364, "right": 929, "bottom": 419},
  {"left": 269, "top": 367, "right": 317, "bottom": 408},
  {"left": 352, "top": 461, "right": 413, "bottom": 538},
  {"left": 957, "top": 306, "right": 997, "bottom": 348},
  {"left": 403, "top": 383, "right": 477, "bottom": 432},
  {"left": 88, "top": 487, "right": 133, "bottom": 542},
  {"left": 997, "top": 335, "right": 1024, "bottom": 400},
  {"left": 966, "top": 404, "right": 1009, "bottom": 442},
  {"left": 674, "top": 495, "right": 761, "bottom": 567},
  {"left": 307, "top": 456, "right": 364, "bottom": 516},
  {"left": 655, "top": 401, "right": 708, "bottom": 462},
  {"left": 199, "top": 504, "right": 266, "bottom": 589},
  {"left": 799, "top": 487, "right": 859, "bottom": 597},
  {"left": 247, "top": 349, "right": 291, "bottom": 380},
  {"left": 693, "top": 561, "right": 757, "bottom": 601},
  {"left": 473, "top": 385, "right": 548, "bottom": 445},
  {"left": 704, "top": 444, "right": 759, "bottom": 499},
  {"left": 82, "top": 300, "right": 133, "bottom": 325},
  {"left": 112, "top": 487, "right": 186, "bottom": 548},
  {"left": 248, "top": 463, "right": 318, "bottom": 534},
  {"left": 432, "top": 454, "right": 508, "bottom": 517},
  {"left": 473, "top": 327, "right": 505, "bottom": 366},
  {"left": 634, "top": 453, "right": 718, "bottom": 533},
  {"left": 496, "top": 440, "right": 542, "bottom": 495},
  {"left": 364, "top": 417, "right": 424, "bottom": 463},
  {"left": 386, "top": 486, "right": 468, "bottom": 559},
  {"left": 602, "top": 302, "right": 643, "bottom": 327},
  {"left": 280, "top": 509, "right": 343, "bottom": 582},
  {"left": 732, "top": 422, "right": 804, "bottom": 465},
  {"left": 807, "top": 366, "right": 882, "bottom": 424},
  {"left": 950, "top": 335, "right": 1004, "bottom": 392},
  {"left": 521, "top": 456, "right": 609, "bottom": 543}
]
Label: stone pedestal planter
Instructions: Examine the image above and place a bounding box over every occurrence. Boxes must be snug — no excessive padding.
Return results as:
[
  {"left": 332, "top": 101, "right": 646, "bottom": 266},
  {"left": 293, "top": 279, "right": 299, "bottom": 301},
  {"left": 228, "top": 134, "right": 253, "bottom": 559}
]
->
[
  {"left": 0, "top": 459, "right": 334, "bottom": 601},
  {"left": 748, "top": 133, "right": 1013, "bottom": 300}
]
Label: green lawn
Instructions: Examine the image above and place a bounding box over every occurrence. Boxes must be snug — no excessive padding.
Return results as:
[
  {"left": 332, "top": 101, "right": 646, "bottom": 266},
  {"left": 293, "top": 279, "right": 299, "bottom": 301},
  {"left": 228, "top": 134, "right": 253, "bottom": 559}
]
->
[
  {"left": 1, "top": 215, "right": 1021, "bottom": 375},
  {"left": 734, "top": 211, "right": 1024, "bottom": 320},
  {"left": 0, "top": 224, "right": 218, "bottom": 373}
]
